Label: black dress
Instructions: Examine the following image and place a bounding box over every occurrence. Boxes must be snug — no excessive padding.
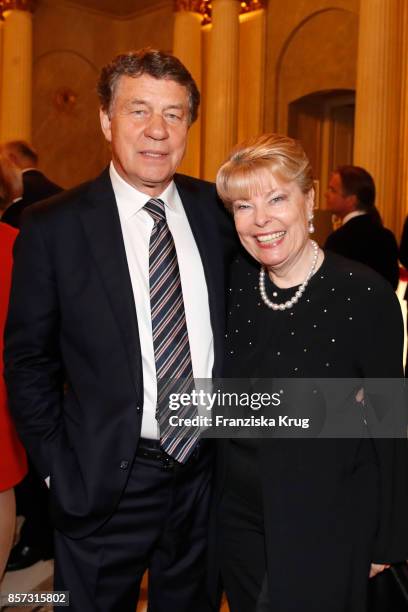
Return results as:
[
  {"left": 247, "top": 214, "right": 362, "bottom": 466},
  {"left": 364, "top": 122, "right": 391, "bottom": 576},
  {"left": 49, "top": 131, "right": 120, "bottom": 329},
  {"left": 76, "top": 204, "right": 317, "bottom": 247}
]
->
[{"left": 216, "top": 250, "right": 408, "bottom": 612}]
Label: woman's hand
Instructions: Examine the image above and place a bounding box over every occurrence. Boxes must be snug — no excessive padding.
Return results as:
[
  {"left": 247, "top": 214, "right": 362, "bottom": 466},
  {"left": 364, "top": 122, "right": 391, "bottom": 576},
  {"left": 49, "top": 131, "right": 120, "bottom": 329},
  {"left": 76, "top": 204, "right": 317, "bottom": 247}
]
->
[{"left": 369, "top": 563, "right": 390, "bottom": 578}]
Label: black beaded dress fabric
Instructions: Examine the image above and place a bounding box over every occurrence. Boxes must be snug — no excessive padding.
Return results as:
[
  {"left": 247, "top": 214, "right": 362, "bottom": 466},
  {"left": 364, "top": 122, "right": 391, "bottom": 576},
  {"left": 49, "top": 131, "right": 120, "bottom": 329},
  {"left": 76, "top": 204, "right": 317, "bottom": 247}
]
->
[
  {"left": 224, "top": 250, "right": 402, "bottom": 380},
  {"left": 218, "top": 249, "right": 408, "bottom": 612}
]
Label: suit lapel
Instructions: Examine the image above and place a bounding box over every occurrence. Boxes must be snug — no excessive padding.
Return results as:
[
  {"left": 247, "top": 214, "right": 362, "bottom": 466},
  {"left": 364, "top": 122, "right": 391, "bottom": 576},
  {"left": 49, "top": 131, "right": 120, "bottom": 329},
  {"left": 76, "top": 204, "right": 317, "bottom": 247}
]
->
[
  {"left": 78, "top": 169, "right": 142, "bottom": 393},
  {"left": 78, "top": 170, "right": 227, "bottom": 385},
  {"left": 175, "top": 174, "right": 222, "bottom": 294},
  {"left": 174, "top": 175, "right": 227, "bottom": 375}
]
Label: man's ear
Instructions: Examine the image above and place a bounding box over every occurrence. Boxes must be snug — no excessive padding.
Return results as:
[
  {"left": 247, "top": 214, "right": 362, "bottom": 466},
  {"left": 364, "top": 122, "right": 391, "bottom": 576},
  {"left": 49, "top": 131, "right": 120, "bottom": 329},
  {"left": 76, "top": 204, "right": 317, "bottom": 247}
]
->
[
  {"left": 346, "top": 193, "right": 358, "bottom": 212},
  {"left": 100, "top": 108, "right": 112, "bottom": 143}
]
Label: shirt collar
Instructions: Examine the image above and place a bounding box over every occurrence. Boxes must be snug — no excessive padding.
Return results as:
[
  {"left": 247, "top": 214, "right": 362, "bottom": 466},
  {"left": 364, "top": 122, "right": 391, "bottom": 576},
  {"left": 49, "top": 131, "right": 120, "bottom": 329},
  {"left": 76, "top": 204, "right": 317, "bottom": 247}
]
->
[
  {"left": 22, "top": 167, "right": 37, "bottom": 174},
  {"left": 342, "top": 210, "right": 366, "bottom": 225},
  {"left": 109, "top": 161, "right": 178, "bottom": 220}
]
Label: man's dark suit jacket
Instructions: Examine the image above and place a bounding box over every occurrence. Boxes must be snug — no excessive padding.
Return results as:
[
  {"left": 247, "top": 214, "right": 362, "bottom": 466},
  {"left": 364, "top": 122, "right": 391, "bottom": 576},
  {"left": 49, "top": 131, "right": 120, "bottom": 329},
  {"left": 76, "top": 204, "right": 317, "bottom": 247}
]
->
[
  {"left": 324, "top": 213, "right": 400, "bottom": 289},
  {"left": 4, "top": 169, "right": 235, "bottom": 538},
  {"left": 2, "top": 169, "right": 62, "bottom": 228}
]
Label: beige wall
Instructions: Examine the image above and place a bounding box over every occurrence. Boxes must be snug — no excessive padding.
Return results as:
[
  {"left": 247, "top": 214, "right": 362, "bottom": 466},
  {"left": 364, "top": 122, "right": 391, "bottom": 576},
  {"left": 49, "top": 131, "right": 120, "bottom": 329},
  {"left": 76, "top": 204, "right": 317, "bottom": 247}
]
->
[
  {"left": 118, "top": 3, "right": 174, "bottom": 54},
  {"left": 264, "top": 0, "right": 358, "bottom": 133},
  {"left": 31, "top": 0, "right": 360, "bottom": 190},
  {"left": 32, "top": 0, "right": 174, "bottom": 189}
]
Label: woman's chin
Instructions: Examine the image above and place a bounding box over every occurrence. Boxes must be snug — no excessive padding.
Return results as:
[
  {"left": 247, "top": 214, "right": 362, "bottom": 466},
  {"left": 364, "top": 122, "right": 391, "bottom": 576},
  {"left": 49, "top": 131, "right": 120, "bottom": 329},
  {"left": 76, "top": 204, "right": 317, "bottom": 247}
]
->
[{"left": 259, "top": 251, "right": 287, "bottom": 270}]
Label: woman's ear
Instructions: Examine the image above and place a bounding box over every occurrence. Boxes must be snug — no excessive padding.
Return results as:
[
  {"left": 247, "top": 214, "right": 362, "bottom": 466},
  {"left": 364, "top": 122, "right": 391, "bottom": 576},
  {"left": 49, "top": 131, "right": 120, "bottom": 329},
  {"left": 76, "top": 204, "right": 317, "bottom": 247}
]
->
[{"left": 306, "top": 188, "right": 315, "bottom": 215}]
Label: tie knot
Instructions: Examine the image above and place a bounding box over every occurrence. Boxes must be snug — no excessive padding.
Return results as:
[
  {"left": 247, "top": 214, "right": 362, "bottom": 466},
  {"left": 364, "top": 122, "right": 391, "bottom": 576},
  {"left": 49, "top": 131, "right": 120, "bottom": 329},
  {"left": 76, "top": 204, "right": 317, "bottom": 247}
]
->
[{"left": 144, "top": 198, "right": 166, "bottom": 223}]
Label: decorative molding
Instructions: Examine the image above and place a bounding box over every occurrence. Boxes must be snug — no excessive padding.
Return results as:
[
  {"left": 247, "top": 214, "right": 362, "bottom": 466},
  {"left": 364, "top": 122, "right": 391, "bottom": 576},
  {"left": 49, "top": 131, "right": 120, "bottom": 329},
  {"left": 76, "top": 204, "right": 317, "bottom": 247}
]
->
[
  {"left": 53, "top": 87, "right": 78, "bottom": 114},
  {"left": 240, "top": 0, "right": 265, "bottom": 15},
  {"left": 39, "top": 0, "right": 171, "bottom": 21},
  {"left": 174, "top": 0, "right": 265, "bottom": 24},
  {"left": 0, "top": 0, "right": 36, "bottom": 16},
  {"left": 174, "top": 0, "right": 207, "bottom": 11}
]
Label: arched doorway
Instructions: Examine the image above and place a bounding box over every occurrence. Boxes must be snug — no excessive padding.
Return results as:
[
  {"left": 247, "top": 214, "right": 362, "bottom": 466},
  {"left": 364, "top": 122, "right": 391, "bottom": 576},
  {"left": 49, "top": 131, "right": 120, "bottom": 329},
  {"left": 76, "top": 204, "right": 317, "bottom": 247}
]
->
[
  {"left": 288, "top": 89, "right": 355, "bottom": 207},
  {"left": 288, "top": 90, "right": 355, "bottom": 244}
]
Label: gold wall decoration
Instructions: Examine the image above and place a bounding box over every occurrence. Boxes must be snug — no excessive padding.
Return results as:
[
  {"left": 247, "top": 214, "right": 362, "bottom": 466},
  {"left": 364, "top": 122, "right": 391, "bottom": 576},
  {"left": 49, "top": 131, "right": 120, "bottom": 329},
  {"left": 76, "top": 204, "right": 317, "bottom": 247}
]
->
[
  {"left": 0, "top": 0, "right": 36, "bottom": 17},
  {"left": 53, "top": 87, "right": 78, "bottom": 115},
  {"left": 240, "top": 0, "right": 265, "bottom": 14},
  {"left": 174, "top": 1, "right": 208, "bottom": 12},
  {"left": 174, "top": 0, "right": 265, "bottom": 24}
]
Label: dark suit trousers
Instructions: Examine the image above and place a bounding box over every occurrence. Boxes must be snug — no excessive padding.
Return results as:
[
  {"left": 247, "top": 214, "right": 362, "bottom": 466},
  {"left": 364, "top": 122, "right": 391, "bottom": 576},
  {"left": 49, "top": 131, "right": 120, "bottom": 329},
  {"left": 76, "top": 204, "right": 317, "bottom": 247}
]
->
[
  {"left": 15, "top": 459, "right": 53, "bottom": 551},
  {"left": 54, "top": 446, "right": 213, "bottom": 612}
]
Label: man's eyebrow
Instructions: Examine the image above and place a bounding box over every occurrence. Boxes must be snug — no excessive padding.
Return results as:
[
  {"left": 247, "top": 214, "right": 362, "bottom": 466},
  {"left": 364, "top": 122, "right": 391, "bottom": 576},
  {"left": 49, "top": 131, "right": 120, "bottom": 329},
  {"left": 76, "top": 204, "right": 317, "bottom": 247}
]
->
[
  {"left": 125, "top": 98, "right": 148, "bottom": 107},
  {"left": 122, "top": 100, "right": 186, "bottom": 113}
]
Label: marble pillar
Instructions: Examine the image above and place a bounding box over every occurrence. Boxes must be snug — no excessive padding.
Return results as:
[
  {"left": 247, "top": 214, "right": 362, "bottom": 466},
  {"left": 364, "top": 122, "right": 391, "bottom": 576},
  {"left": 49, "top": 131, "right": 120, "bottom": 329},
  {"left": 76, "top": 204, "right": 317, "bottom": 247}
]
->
[
  {"left": 0, "top": 1, "right": 35, "bottom": 142},
  {"left": 173, "top": 3, "right": 202, "bottom": 178},
  {"left": 238, "top": 8, "right": 265, "bottom": 142},
  {"left": 353, "top": 0, "right": 403, "bottom": 233},
  {"left": 397, "top": 0, "right": 408, "bottom": 235},
  {"left": 203, "top": 0, "right": 240, "bottom": 181}
]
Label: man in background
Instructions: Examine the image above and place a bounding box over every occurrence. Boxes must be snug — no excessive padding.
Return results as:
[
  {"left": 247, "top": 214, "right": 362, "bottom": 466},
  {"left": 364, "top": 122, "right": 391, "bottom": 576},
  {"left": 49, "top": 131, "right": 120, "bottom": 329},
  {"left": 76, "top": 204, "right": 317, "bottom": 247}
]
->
[
  {"left": 0, "top": 140, "right": 62, "bottom": 228},
  {"left": 399, "top": 217, "right": 408, "bottom": 377},
  {"left": 324, "top": 165, "right": 399, "bottom": 289}
]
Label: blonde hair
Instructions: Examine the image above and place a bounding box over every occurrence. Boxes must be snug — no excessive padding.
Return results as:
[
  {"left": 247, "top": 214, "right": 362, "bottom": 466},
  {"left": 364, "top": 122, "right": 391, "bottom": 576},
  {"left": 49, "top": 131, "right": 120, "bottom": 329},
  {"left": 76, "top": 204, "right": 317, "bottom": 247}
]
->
[{"left": 216, "top": 133, "right": 313, "bottom": 212}]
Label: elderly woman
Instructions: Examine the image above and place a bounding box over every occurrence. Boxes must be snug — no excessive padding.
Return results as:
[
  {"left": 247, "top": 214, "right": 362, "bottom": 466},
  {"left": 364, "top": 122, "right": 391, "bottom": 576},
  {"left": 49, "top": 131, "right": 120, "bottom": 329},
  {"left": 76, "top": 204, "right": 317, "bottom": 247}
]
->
[{"left": 214, "top": 134, "right": 407, "bottom": 612}]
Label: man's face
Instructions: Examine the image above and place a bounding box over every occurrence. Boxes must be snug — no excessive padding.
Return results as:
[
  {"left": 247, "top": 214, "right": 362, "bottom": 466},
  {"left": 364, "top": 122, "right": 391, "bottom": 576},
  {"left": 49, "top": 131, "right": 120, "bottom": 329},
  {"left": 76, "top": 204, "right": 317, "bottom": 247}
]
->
[
  {"left": 325, "top": 172, "right": 355, "bottom": 218},
  {"left": 100, "top": 74, "right": 190, "bottom": 196}
]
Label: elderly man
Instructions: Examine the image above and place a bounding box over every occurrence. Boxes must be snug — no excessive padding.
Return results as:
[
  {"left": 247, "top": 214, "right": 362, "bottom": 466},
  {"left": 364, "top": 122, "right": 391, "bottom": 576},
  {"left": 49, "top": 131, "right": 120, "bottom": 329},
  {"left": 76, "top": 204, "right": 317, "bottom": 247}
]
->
[{"left": 5, "top": 49, "right": 234, "bottom": 611}]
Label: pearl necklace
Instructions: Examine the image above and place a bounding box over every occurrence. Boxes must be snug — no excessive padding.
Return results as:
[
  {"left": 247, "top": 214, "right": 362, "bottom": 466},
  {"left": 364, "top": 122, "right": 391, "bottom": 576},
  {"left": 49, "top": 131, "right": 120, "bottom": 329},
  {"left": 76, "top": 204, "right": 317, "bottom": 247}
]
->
[{"left": 259, "top": 240, "right": 319, "bottom": 311}]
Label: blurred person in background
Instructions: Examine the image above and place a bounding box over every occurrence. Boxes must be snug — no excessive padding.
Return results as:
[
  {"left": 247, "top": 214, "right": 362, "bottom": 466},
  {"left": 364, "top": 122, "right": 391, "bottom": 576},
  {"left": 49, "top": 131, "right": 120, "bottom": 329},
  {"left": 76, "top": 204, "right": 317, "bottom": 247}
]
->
[
  {"left": 324, "top": 165, "right": 399, "bottom": 289},
  {"left": 0, "top": 140, "right": 62, "bottom": 229},
  {"left": 0, "top": 155, "right": 22, "bottom": 216},
  {"left": 399, "top": 216, "right": 408, "bottom": 377},
  {"left": 0, "top": 147, "right": 57, "bottom": 571},
  {"left": 0, "top": 217, "right": 28, "bottom": 578}
]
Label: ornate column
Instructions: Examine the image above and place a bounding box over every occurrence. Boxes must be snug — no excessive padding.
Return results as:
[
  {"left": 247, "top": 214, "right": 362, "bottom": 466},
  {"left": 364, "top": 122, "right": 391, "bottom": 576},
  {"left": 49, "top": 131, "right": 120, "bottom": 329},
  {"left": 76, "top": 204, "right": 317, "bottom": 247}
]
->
[
  {"left": 353, "top": 0, "right": 403, "bottom": 233},
  {"left": 203, "top": 0, "right": 240, "bottom": 181},
  {"left": 397, "top": 0, "right": 408, "bottom": 236},
  {"left": 173, "top": 1, "right": 203, "bottom": 178},
  {"left": 238, "top": 6, "right": 265, "bottom": 142},
  {"left": 0, "top": 0, "right": 35, "bottom": 142}
]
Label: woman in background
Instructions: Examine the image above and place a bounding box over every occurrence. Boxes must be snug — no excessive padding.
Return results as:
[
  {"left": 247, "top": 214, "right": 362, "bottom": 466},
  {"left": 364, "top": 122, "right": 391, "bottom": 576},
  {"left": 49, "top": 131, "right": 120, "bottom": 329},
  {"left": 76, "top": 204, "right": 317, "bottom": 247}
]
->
[
  {"left": 214, "top": 134, "right": 408, "bottom": 612},
  {"left": 0, "top": 158, "right": 27, "bottom": 578}
]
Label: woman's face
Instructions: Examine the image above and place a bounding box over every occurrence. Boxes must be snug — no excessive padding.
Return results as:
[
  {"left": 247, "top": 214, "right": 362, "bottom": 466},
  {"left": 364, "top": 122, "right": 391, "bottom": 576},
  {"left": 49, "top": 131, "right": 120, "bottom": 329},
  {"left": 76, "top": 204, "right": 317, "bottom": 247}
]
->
[{"left": 231, "top": 173, "right": 314, "bottom": 275}]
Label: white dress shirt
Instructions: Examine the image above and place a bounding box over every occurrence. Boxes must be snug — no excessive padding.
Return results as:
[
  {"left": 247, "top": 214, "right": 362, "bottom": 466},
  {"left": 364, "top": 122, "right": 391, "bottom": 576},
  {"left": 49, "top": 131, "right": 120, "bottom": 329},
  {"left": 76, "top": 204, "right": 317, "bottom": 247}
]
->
[
  {"left": 110, "top": 163, "right": 214, "bottom": 439},
  {"left": 342, "top": 210, "right": 366, "bottom": 225}
]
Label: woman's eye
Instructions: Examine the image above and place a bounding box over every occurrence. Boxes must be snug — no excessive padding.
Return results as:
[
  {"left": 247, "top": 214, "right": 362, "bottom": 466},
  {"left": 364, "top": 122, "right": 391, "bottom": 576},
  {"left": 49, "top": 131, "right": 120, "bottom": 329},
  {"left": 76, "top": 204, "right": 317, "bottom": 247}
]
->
[
  {"left": 270, "top": 195, "right": 286, "bottom": 204},
  {"left": 234, "top": 203, "right": 250, "bottom": 211}
]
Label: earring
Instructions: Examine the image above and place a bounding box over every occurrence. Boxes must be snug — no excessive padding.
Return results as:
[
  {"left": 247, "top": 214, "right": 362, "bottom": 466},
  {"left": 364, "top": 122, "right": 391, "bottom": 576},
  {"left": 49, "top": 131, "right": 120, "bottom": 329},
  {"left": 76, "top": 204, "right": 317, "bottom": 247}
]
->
[{"left": 308, "top": 213, "right": 315, "bottom": 234}]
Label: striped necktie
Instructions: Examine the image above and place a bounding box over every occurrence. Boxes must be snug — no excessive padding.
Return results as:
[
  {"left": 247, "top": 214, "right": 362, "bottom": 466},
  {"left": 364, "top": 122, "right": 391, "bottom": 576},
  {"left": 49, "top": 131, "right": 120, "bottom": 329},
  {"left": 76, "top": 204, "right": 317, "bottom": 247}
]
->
[{"left": 144, "top": 198, "right": 199, "bottom": 463}]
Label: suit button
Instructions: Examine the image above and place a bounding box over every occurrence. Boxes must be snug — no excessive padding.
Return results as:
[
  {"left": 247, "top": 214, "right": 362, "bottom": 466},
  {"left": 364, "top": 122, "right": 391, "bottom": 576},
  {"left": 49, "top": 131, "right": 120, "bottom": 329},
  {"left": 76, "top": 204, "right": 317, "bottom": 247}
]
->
[
  {"left": 136, "top": 406, "right": 141, "bottom": 412},
  {"left": 120, "top": 460, "right": 129, "bottom": 470}
]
